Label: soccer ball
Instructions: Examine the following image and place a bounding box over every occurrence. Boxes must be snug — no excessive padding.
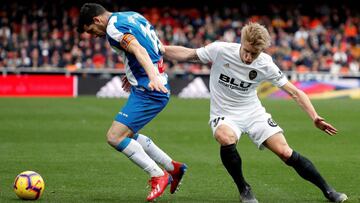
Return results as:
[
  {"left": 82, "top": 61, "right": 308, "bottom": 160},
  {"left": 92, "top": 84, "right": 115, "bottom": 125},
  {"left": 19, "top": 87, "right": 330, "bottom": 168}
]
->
[{"left": 13, "top": 171, "right": 45, "bottom": 200}]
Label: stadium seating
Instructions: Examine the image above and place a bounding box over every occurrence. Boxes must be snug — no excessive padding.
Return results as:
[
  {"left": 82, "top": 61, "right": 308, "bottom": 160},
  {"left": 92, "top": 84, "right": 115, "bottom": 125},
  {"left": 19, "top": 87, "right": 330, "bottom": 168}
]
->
[{"left": 0, "top": 1, "right": 359, "bottom": 75}]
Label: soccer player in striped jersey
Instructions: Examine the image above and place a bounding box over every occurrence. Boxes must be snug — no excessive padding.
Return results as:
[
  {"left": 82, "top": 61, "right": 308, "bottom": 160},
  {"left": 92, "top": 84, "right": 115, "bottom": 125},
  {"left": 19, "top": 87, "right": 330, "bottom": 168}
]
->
[
  {"left": 163, "top": 22, "right": 347, "bottom": 203},
  {"left": 77, "top": 3, "right": 187, "bottom": 202}
]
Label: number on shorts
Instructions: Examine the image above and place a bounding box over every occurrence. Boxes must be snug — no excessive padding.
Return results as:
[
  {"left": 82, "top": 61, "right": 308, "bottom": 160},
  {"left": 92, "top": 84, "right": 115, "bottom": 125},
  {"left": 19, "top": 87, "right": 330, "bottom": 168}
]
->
[{"left": 212, "top": 117, "right": 224, "bottom": 127}]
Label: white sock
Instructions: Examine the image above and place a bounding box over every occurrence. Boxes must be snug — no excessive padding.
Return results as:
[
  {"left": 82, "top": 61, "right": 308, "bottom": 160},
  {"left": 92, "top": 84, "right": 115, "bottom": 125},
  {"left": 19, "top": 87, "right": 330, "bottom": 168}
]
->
[
  {"left": 134, "top": 134, "right": 174, "bottom": 171},
  {"left": 116, "top": 137, "right": 164, "bottom": 177}
]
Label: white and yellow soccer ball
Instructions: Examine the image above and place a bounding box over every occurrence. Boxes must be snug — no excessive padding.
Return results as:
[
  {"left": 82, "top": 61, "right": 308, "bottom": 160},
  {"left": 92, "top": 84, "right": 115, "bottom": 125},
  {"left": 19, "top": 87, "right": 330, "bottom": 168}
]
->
[{"left": 13, "top": 171, "right": 45, "bottom": 200}]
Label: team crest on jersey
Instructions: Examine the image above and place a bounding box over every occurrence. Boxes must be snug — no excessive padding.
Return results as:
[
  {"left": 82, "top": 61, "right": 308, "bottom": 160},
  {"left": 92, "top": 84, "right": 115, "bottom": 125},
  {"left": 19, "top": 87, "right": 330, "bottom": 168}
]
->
[
  {"left": 267, "top": 118, "right": 278, "bottom": 127},
  {"left": 249, "top": 70, "right": 257, "bottom": 80}
]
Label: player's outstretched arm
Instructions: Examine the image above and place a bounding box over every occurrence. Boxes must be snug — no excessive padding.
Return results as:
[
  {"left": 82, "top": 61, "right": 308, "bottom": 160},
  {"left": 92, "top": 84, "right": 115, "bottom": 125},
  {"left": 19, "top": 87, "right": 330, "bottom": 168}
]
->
[
  {"left": 281, "top": 82, "right": 338, "bottom": 136},
  {"left": 125, "top": 35, "right": 168, "bottom": 93},
  {"left": 163, "top": 46, "right": 202, "bottom": 63}
]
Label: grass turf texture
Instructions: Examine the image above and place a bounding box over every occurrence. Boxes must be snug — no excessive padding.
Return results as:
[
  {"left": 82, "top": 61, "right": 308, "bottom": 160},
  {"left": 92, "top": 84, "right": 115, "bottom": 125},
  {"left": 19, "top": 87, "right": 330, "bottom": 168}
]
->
[{"left": 0, "top": 97, "right": 359, "bottom": 203}]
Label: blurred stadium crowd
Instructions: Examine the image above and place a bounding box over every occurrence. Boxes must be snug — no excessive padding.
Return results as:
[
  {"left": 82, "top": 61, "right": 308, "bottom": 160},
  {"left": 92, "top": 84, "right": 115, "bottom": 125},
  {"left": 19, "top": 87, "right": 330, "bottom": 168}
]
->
[{"left": 0, "top": 0, "right": 359, "bottom": 75}]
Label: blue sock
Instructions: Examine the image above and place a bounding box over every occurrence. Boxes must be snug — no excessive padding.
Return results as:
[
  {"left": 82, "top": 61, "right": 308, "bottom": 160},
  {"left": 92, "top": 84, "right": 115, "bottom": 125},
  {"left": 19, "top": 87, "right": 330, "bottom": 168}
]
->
[{"left": 116, "top": 137, "right": 131, "bottom": 152}]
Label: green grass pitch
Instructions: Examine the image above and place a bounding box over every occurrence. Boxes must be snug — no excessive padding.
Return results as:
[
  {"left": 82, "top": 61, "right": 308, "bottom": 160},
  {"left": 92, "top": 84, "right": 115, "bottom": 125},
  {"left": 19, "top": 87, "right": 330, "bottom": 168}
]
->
[{"left": 0, "top": 97, "right": 359, "bottom": 202}]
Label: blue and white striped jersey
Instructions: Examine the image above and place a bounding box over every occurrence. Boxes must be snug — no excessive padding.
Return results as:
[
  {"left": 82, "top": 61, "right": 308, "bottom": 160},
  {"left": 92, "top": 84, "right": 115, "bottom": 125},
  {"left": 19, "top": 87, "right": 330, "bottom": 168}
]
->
[{"left": 106, "top": 12, "right": 167, "bottom": 89}]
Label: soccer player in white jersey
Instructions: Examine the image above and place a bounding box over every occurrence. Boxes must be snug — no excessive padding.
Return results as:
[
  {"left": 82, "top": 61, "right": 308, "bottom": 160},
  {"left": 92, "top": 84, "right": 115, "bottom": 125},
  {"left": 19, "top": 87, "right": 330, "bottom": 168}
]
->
[
  {"left": 77, "top": 3, "right": 187, "bottom": 202},
  {"left": 163, "top": 22, "right": 347, "bottom": 203}
]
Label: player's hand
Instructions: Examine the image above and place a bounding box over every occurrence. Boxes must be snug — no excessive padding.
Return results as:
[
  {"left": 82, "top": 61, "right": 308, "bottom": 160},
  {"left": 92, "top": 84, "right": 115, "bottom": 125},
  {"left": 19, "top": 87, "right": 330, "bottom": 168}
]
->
[
  {"left": 121, "top": 75, "right": 131, "bottom": 92},
  {"left": 148, "top": 77, "right": 168, "bottom": 93},
  {"left": 314, "top": 117, "right": 338, "bottom": 136},
  {"left": 159, "top": 44, "right": 165, "bottom": 54}
]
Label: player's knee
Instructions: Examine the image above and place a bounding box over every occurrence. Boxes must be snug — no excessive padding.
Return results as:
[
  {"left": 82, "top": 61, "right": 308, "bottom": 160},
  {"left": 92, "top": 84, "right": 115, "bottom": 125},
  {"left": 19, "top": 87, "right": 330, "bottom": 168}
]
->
[
  {"left": 214, "top": 126, "right": 237, "bottom": 145},
  {"left": 278, "top": 147, "right": 293, "bottom": 161},
  {"left": 106, "top": 131, "right": 117, "bottom": 147},
  {"left": 106, "top": 130, "right": 126, "bottom": 147}
]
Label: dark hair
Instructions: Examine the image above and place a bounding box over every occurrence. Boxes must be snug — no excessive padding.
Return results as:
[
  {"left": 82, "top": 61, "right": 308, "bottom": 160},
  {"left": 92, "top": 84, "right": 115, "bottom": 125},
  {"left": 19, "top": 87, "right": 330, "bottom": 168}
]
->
[{"left": 77, "top": 3, "right": 107, "bottom": 33}]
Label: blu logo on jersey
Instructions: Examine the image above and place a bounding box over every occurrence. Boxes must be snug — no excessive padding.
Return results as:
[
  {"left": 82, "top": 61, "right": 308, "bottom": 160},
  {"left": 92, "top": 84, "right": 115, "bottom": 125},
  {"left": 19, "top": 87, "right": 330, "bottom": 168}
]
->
[{"left": 219, "top": 73, "right": 252, "bottom": 88}]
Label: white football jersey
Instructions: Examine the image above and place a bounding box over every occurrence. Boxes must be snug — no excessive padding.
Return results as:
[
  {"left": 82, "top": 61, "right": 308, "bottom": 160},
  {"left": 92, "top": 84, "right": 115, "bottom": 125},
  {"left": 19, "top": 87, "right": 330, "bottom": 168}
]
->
[{"left": 196, "top": 42, "right": 288, "bottom": 117}]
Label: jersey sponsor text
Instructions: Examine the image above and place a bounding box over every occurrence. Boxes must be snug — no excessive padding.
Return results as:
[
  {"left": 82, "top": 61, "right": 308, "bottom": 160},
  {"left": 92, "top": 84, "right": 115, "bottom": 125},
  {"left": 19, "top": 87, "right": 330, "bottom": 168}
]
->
[{"left": 218, "top": 73, "right": 252, "bottom": 91}]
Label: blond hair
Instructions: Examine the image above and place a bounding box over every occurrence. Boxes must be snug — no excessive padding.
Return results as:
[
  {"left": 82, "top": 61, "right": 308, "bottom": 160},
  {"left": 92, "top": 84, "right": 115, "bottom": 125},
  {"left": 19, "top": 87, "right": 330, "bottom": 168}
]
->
[{"left": 241, "top": 22, "right": 271, "bottom": 51}]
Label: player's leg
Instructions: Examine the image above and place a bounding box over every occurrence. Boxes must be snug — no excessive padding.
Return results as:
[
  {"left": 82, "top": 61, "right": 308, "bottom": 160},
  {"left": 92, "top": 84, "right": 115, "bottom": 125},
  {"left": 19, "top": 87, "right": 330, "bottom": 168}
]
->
[
  {"left": 108, "top": 87, "right": 172, "bottom": 201},
  {"left": 133, "top": 133, "right": 174, "bottom": 171},
  {"left": 211, "top": 117, "right": 258, "bottom": 203},
  {"left": 106, "top": 121, "right": 164, "bottom": 177},
  {"left": 263, "top": 133, "right": 348, "bottom": 202},
  {"left": 133, "top": 133, "right": 187, "bottom": 194}
]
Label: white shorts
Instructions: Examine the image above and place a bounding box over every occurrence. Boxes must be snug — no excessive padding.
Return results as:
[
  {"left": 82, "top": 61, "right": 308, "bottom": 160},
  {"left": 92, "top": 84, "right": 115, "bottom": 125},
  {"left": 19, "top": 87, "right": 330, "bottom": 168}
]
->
[{"left": 209, "top": 112, "right": 283, "bottom": 149}]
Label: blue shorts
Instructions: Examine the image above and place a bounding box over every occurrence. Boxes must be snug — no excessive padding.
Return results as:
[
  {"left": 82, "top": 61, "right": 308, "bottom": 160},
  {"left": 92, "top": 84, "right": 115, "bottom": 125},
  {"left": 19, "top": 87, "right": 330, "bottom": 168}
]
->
[{"left": 115, "top": 85, "right": 170, "bottom": 133}]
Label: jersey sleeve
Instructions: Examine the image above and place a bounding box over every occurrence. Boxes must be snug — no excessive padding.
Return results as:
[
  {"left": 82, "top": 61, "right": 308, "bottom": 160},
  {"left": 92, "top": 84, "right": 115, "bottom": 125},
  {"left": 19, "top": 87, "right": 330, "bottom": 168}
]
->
[
  {"left": 107, "top": 16, "right": 126, "bottom": 41},
  {"left": 196, "top": 42, "right": 221, "bottom": 63},
  {"left": 107, "top": 14, "right": 138, "bottom": 50},
  {"left": 116, "top": 19, "right": 136, "bottom": 35},
  {"left": 266, "top": 61, "right": 288, "bottom": 87},
  {"left": 120, "top": 34, "right": 136, "bottom": 50}
]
